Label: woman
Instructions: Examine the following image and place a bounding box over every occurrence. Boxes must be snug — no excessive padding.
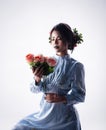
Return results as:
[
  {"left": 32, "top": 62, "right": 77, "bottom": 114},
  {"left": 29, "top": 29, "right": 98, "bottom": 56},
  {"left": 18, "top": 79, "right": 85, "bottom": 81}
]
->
[{"left": 12, "top": 23, "right": 86, "bottom": 130}]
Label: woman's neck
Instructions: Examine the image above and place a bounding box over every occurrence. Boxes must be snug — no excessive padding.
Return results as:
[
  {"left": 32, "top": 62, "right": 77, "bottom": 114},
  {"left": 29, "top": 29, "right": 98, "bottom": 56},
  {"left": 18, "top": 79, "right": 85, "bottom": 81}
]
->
[{"left": 56, "top": 51, "right": 68, "bottom": 56}]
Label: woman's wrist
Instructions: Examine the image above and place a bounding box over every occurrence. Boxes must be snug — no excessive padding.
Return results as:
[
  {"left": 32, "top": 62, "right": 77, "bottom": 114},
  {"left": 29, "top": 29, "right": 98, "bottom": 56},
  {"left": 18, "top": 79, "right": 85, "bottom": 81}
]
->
[{"left": 34, "top": 76, "right": 41, "bottom": 85}]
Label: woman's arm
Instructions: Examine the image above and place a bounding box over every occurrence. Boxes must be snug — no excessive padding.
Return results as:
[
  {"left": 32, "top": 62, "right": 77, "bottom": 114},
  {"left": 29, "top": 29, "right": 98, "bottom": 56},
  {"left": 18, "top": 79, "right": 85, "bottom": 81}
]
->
[
  {"left": 30, "top": 65, "right": 45, "bottom": 93},
  {"left": 65, "top": 63, "right": 86, "bottom": 105}
]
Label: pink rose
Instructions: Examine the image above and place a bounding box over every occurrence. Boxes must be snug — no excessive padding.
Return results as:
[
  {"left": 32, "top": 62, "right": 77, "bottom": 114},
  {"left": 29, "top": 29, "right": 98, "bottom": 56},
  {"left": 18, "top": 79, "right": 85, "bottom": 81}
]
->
[
  {"left": 34, "top": 54, "right": 45, "bottom": 63},
  {"left": 46, "top": 57, "right": 57, "bottom": 67},
  {"left": 26, "top": 54, "right": 34, "bottom": 63}
]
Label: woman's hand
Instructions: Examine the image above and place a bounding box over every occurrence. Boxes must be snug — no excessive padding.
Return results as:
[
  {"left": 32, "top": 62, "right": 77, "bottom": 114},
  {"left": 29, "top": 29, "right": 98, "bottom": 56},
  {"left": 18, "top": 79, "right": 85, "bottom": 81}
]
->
[
  {"left": 45, "top": 93, "right": 67, "bottom": 103},
  {"left": 33, "top": 65, "right": 44, "bottom": 83}
]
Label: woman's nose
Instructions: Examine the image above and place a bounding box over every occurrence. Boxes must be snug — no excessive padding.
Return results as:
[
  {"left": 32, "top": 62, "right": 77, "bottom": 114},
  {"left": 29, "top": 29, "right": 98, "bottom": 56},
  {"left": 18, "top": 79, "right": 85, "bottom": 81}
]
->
[{"left": 54, "top": 39, "right": 58, "bottom": 44}]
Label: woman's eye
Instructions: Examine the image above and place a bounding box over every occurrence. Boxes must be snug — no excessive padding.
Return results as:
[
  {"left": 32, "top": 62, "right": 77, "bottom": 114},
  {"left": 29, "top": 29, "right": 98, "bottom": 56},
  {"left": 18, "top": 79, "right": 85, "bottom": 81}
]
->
[
  {"left": 57, "top": 37, "right": 62, "bottom": 40},
  {"left": 51, "top": 38, "right": 55, "bottom": 41},
  {"left": 50, "top": 37, "right": 62, "bottom": 42}
]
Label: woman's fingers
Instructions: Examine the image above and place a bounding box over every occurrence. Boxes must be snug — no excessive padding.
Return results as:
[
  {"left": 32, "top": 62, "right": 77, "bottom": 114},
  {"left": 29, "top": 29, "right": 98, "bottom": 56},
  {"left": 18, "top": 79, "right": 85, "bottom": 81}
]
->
[
  {"left": 45, "top": 94, "right": 66, "bottom": 103},
  {"left": 34, "top": 65, "right": 44, "bottom": 77}
]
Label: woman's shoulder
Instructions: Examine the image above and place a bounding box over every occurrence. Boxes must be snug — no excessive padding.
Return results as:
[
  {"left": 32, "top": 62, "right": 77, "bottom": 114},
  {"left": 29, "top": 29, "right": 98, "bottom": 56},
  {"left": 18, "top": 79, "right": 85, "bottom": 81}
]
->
[{"left": 70, "top": 57, "right": 84, "bottom": 69}]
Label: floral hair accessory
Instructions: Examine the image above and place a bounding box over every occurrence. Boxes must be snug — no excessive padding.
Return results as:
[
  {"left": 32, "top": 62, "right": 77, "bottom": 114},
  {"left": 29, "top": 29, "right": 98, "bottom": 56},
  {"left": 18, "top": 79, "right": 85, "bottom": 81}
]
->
[
  {"left": 26, "top": 54, "right": 57, "bottom": 75},
  {"left": 73, "top": 28, "right": 84, "bottom": 46}
]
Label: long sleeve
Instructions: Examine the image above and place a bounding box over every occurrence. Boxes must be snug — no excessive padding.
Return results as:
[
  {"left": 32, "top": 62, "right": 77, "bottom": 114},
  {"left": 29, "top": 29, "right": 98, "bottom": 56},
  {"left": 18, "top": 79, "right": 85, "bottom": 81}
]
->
[
  {"left": 30, "top": 74, "right": 55, "bottom": 93},
  {"left": 66, "top": 63, "right": 86, "bottom": 105},
  {"left": 30, "top": 79, "right": 44, "bottom": 93}
]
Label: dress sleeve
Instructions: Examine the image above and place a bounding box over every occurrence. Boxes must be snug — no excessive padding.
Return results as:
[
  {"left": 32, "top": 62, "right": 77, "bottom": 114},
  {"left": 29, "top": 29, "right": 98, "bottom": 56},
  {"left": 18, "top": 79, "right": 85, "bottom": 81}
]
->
[
  {"left": 65, "top": 63, "right": 86, "bottom": 105},
  {"left": 30, "top": 72, "right": 56, "bottom": 93},
  {"left": 30, "top": 80, "right": 43, "bottom": 93}
]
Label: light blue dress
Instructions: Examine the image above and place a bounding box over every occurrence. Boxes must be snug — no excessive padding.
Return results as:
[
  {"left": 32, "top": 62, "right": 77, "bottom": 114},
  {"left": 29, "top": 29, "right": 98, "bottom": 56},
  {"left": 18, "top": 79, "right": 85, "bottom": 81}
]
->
[{"left": 12, "top": 54, "right": 86, "bottom": 130}]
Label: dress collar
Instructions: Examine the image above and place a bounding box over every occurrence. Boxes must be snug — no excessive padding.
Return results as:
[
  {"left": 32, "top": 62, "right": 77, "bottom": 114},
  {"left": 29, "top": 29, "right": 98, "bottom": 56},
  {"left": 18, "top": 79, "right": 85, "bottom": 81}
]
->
[{"left": 55, "top": 54, "right": 70, "bottom": 59}]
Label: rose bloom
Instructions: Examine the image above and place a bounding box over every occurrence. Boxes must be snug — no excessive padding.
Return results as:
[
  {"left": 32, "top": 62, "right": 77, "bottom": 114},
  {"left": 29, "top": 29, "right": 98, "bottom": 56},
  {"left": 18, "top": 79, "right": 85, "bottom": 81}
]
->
[
  {"left": 26, "top": 54, "right": 34, "bottom": 63},
  {"left": 34, "top": 54, "right": 45, "bottom": 63},
  {"left": 46, "top": 57, "right": 57, "bottom": 67}
]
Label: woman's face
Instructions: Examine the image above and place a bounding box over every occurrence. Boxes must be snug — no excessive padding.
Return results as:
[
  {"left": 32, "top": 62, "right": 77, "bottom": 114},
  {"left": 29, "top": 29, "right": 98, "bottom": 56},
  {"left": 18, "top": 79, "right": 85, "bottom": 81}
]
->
[{"left": 50, "top": 30, "right": 68, "bottom": 56}]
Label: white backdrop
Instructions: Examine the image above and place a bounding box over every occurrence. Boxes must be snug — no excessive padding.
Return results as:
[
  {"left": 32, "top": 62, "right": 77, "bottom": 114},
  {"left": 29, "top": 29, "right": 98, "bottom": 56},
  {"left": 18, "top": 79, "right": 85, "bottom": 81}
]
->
[{"left": 0, "top": 0, "right": 105, "bottom": 130}]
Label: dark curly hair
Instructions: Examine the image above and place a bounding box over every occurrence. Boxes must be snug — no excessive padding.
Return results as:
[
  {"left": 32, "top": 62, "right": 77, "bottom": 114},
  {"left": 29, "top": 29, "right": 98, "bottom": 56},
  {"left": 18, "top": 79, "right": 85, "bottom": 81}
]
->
[{"left": 49, "top": 23, "right": 83, "bottom": 52}]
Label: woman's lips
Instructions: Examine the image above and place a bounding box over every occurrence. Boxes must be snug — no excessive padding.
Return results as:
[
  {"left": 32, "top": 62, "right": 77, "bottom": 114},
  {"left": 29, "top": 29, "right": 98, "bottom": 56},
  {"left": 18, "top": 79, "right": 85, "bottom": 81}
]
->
[{"left": 54, "top": 46, "right": 59, "bottom": 49}]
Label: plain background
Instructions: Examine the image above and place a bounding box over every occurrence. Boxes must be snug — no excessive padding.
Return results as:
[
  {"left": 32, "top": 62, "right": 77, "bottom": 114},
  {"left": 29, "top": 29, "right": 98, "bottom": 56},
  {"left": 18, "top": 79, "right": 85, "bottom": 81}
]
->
[{"left": 0, "top": 0, "right": 105, "bottom": 130}]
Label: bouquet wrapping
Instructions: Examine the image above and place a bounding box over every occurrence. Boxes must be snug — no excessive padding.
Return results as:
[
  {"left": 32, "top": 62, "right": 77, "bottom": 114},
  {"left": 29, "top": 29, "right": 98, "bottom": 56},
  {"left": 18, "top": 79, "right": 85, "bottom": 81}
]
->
[{"left": 26, "top": 54, "right": 57, "bottom": 75}]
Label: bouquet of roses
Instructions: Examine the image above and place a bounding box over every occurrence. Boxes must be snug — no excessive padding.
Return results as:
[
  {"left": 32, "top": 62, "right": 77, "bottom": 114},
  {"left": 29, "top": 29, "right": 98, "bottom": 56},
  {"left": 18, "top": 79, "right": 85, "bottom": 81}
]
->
[{"left": 26, "top": 53, "right": 57, "bottom": 76}]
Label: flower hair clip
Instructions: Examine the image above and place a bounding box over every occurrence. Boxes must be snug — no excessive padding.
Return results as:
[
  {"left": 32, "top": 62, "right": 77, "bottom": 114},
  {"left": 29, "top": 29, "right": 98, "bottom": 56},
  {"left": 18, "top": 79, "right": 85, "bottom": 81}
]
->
[{"left": 73, "top": 28, "right": 84, "bottom": 45}]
